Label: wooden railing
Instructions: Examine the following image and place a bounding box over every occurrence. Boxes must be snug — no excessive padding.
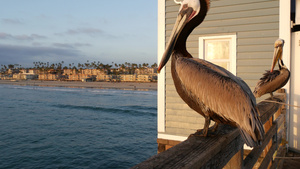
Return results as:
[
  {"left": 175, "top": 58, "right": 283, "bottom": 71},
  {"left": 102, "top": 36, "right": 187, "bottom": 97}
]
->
[{"left": 132, "top": 93, "right": 287, "bottom": 169}]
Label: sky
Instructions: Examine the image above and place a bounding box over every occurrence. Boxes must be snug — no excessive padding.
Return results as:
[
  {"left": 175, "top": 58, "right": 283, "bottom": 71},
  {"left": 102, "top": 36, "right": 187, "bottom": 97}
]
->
[{"left": 0, "top": 0, "right": 158, "bottom": 68}]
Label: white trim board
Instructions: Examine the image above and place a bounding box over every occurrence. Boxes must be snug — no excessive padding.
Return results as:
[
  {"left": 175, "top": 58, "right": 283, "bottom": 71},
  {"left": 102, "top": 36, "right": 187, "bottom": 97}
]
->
[
  {"left": 157, "top": 133, "right": 188, "bottom": 142},
  {"left": 279, "top": 0, "right": 293, "bottom": 150},
  {"left": 157, "top": 0, "right": 166, "bottom": 133}
]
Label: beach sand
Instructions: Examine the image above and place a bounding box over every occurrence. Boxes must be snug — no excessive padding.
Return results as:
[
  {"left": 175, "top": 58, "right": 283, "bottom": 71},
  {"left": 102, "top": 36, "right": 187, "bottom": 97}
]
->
[{"left": 0, "top": 80, "right": 157, "bottom": 91}]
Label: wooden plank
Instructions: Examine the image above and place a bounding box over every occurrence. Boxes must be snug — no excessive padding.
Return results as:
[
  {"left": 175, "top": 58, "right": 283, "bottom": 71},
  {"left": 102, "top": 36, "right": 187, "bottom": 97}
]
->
[
  {"left": 166, "top": 115, "right": 203, "bottom": 123},
  {"left": 276, "top": 114, "right": 285, "bottom": 130},
  {"left": 166, "top": 121, "right": 203, "bottom": 130},
  {"left": 137, "top": 95, "right": 285, "bottom": 168},
  {"left": 165, "top": 127, "right": 199, "bottom": 137},
  {"left": 190, "top": 23, "right": 279, "bottom": 35},
  {"left": 270, "top": 145, "right": 287, "bottom": 169},
  {"left": 259, "top": 114, "right": 285, "bottom": 169},
  {"left": 167, "top": 14, "right": 278, "bottom": 26},
  {"left": 259, "top": 142, "right": 277, "bottom": 169},
  {"left": 166, "top": 109, "right": 197, "bottom": 116},
  {"left": 237, "top": 59, "right": 272, "bottom": 66},
  {"left": 167, "top": 22, "right": 279, "bottom": 34},
  {"left": 237, "top": 66, "right": 271, "bottom": 73},
  {"left": 238, "top": 30, "right": 279, "bottom": 39},
  {"left": 166, "top": 102, "right": 190, "bottom": 110},
  {"left": 197, "top": 15, "right": 279, "bottom": 28},
  {"left": 238, "top": 51, "right": 274, "bottom": 59},
  {"left": 223, "top": 150, "right": 243, "bottom": 169},
  {"left": 243, "top": 122, "right": 277, "bottom": 169},
  {"left": 258, "top": 95, "right": 284, "bottom": 124},
  {"left": 206, "top": 8, "right": 278, "bottom": 21},
  {"left": 208, "top": 1, "right": 278, "bottom": 15},
  {"left": 131, "top": 125, "right": 242, "bottom": 169},
  {"left": 209, "top": 0, "right": 278, "bottom": 8},
  {"left": 244, "top": 110, "right": 284, "bottom": 168},
  {"left": 201, "top": 132, "right": 243, "bottom": 169},
  {"left": 165, "top": 96, "right": 186, "bottom": 103},
  {"left": 238, "top": 73, "right": 266, "bottom": 81},
  {"left": 238, "top": 44, "right": 274, "bottom": 53},
  {"left": 238, "top": 37, "right": 278, "bottom": 46}
]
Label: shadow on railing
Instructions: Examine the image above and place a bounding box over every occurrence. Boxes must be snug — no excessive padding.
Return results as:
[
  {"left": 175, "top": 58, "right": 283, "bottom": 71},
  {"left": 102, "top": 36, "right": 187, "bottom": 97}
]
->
[{"left": 132, "top": 91, "right": 287, "bottom": 169}]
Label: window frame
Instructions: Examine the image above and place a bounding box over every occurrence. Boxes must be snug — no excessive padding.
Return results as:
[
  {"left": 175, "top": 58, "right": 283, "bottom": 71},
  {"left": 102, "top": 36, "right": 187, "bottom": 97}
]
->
[{"left": 199, "top": 34, "right": 237, "bottom": 75}]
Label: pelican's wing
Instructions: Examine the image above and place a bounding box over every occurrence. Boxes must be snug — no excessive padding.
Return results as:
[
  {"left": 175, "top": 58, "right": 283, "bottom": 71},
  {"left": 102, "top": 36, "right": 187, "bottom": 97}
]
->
[
  {"left": 190, "top": 58, "right": 257, "bottom": 104},
  {"left": 176, "top": 57, "right": 264, "bottom": 146},
  {"left": 253, "top": 69, "right": 290, "bottom": 98}
]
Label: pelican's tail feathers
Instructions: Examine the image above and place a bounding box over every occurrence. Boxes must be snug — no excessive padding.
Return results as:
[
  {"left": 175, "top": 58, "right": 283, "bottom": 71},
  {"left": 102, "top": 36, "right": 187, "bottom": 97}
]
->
[
  {"left": 240, "top": 108, "right": 265, "bottom": 147},
  {"left": 239, "top": 128, "right": 257, "bottom": 147},
  {"left": 253, "top": 108, "right": 265, "bottom": 143}
]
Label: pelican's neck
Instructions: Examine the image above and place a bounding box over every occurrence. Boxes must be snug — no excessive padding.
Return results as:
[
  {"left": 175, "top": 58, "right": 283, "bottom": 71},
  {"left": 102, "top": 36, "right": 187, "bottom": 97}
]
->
[
  {"left": 174, "top": 0, "right": 208, "bottom": 57},
  {"left": 278, "top": 59, "right": 287, "bottom": 70}
]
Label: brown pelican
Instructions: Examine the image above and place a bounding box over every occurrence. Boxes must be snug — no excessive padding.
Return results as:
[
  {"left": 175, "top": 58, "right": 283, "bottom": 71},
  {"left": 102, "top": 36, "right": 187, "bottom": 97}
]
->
[
  {"left": 157, "top": 0, "right": 264, "bottom": 147},
  {"left": 253, "top": 39, "right": 290, "bottom": 98}
]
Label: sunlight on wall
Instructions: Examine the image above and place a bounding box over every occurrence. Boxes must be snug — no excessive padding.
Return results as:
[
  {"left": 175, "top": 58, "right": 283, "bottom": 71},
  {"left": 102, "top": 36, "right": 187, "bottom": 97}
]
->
[{"left": 293, "top": 127, "right": 298, "bottom": 147}]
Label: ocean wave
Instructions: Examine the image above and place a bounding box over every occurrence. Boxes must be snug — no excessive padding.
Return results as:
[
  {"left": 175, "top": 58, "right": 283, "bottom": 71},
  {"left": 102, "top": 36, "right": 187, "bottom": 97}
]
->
[
  {"left": 122, "top": 105, "right": 157, "bottom": 111},
  {"left": 53, "top": 104, "right": 157, "bottom": 117},
  {"left": 1, "top": 85, "right": 81, "bottom": 93},
  {"left": 1, "top": 84, "right": 157, "bottom": 96},
  {"left": 88, "top": 88, "right": 157, "bottom": 96}
]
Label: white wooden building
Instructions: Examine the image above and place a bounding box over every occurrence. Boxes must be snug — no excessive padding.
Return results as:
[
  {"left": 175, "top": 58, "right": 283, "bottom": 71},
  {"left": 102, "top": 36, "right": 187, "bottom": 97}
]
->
[{"left": 157, "top": 0, "right": 300, "bottom": 152}]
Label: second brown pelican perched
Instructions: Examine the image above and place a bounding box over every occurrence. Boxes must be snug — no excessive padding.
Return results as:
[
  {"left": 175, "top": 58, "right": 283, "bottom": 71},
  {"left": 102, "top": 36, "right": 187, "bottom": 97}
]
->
[
  {"left": 157, "top": 0, "right": 264, "bottom": 147},
  {"left": 253, "top": 39, "right": 290, "bottom": 98}
]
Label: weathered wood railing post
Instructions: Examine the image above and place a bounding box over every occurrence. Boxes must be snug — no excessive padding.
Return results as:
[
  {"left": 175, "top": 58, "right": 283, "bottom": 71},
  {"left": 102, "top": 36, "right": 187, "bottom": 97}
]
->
[{"left": 132, "top": 93, "right": 286, "bottom": 169}]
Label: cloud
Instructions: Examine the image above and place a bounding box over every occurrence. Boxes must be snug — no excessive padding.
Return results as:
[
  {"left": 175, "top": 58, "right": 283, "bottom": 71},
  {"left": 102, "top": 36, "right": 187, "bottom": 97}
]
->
[
  {"left": 0, "top": 32, "right": 47, "bottom": 41},
  {"left": 1, "top": 18, "right": 23, "bottom": 24},
  {"left": 52, "top": 42, "right": 92, "bottom": 48},
  {"left": 55, "top": 27, "right": 116, "bottom": 38},
  {"left": 0, "top": 32, "right": 12, "bottom": 39},
  {"left": 52, "top": 43, "right": 75, "bottom": 49},
  {"left": 66, "top": 28, "right": 103, "bottom": 35},
  {"left": 0, "top": 44, "right": 82, "bottom": 67},
  {"left": 55, "top": 28, "right": 103, "bottom": 37}
]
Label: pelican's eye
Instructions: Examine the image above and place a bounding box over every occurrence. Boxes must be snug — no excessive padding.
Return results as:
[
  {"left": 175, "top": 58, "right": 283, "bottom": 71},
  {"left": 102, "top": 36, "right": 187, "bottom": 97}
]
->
[{"left": 182, "top": 4, "right": 188, "bottom": 10}]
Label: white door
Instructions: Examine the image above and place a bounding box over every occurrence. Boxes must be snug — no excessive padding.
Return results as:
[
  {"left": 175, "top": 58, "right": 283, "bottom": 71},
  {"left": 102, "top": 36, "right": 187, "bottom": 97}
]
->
[{"left": 290, "top": 32, "right": 300, "bottom": 151}]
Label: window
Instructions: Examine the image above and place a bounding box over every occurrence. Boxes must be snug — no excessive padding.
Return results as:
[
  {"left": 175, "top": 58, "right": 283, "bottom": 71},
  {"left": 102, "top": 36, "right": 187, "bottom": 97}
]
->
[{"left": 199, "top": 35, "right": 236, "bottom": 75}]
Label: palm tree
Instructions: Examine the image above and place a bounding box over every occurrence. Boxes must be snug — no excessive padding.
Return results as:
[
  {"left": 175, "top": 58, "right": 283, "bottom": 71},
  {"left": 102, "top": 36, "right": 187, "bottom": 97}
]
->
[{"left": 151, "top": 63, "right": 157, "bottom": 68}]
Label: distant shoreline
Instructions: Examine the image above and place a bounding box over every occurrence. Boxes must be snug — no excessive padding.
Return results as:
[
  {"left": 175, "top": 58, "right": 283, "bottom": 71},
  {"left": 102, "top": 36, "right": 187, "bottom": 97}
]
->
[{"left": 0, "top": 80, "right": 157, "bottom": 91}]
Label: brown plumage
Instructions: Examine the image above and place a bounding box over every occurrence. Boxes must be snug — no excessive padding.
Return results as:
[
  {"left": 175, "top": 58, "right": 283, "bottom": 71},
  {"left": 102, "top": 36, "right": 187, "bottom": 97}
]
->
[
  {"left": 158, "top": 0, "right": 264, "bottom": 147},
  {"left": 253, "top": 39, "right": 290, "bottom": 98}
]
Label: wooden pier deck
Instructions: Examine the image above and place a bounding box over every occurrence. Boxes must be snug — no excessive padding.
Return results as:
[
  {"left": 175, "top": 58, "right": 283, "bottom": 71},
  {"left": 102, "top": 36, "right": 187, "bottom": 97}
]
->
[
  {"left": 132, "top": 92, "right": 293, "bottom": 169},
  {"left": 282, "top": 150, "right": 300, "bottom": 169}
]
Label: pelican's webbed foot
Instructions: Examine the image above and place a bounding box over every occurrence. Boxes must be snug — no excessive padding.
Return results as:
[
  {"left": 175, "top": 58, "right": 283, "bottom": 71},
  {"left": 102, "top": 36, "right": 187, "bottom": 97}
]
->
[
  {"left": 211, "top": 122, "right": 219, "bottom": 132},
  {"left": 270, "top": 92, "right": 274, "bottom": 99},
  {"left": 188, "top": 117, "right": 218, "bottom": 138}
]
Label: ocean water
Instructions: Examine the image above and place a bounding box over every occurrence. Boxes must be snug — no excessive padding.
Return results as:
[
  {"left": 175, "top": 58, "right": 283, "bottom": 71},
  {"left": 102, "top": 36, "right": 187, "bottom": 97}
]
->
[{"left": 0, "top": 84, "right": 157, "bottom": 169}]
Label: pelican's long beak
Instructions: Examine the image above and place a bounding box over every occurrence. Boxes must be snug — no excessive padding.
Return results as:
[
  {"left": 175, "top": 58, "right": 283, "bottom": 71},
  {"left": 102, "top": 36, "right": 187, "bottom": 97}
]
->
[
  {"left": 157, "top": 7, "right": 195, "bottom": 73},
  {"left": 270, "top": 44, "right": 283, "bottom": 72}
]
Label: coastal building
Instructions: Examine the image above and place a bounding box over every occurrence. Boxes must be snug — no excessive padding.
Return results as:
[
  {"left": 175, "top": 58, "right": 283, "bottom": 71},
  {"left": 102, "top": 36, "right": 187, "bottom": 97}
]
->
[
  {"left": 63, "top": 69, "right": 77, "bottom": 75},
  {"left": 157, "top": 0, "right": 299, "bottom": 152},
  {"left": 136, "top": 75, "right": 158, "bottom": 82},
  {"left": 97, "top": 74, "right": 111, "bottom": 81},
  {"left": 20, "top": 69, "right": 39, "bottom": 74},
  {"left": 1, "top": 67, "right": 157, "bottom": 82},
  {"left": 135, "top": 67, "right": 158, "bottom": 75},
  {"left": 136, "top": 75, "right": 150, "bottom": 82},
  {"left": 120, "top": 74, "right": 136, "bottom": 82},
  {"left": 38, "top": 73, "right": 59, "bottom": 81},
  {"left": 13, "top": 73, "right": 38, "bottom": 80}
]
